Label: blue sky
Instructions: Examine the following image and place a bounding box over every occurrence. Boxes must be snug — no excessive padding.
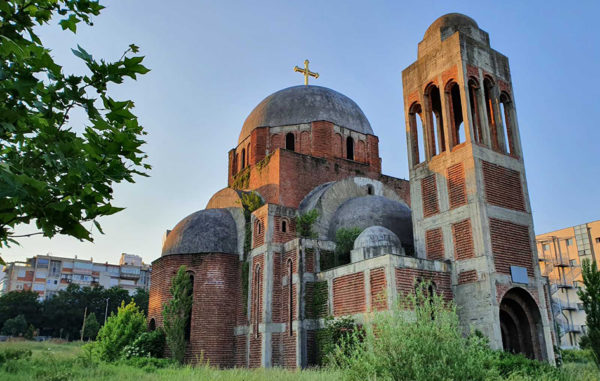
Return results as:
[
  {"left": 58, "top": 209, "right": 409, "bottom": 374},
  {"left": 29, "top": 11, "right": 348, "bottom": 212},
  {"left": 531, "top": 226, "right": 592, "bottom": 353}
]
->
[{"left": 4, "top": 0, "right": 600, "bottom": 264}]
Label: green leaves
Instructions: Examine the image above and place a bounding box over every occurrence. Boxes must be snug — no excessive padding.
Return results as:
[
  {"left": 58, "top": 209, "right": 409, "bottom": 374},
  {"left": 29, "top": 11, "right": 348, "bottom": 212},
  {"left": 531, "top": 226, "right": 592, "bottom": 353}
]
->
[{"left": 0, "top": 0, "right": 150, "bottom": 247}]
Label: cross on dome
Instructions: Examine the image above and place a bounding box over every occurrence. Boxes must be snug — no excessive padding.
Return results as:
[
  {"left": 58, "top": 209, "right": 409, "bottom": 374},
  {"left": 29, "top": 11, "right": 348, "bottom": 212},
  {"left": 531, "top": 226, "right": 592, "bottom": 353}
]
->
[{"left": 293, "top": 59, "right": 319, "bottom": 86}]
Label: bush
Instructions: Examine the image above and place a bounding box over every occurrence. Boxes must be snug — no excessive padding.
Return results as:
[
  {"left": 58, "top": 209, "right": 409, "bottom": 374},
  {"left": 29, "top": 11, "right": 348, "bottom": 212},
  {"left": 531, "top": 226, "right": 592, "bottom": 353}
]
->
[
  {"left": 327, "top": 281, "right": 499, "bottom": 381},
  {"left": 334, "top": 227, "right": 362, "bottom": 265},
  {"left": 0, "top": 348, "right": 32, "bottom": 364},
  {"left": 297, "top": 210, "right": 319, "bottom": 238},
  {"left": 562, "top": 349, "right": 595, "bottom": 364},
  {"left": 489, "top": 350, "right": 556, "bottom": 378},
  {"left": 122, "top": 329, "right": 166, "bottom": 359},
  {"left": 95, "top": 301, "right": 146, "bottom": 362},
  {"left": 317, "top": 316, "right": 362, "bottom": 365},
  {"left": 1, "top": 314, "right": 28, "bottom": 336}
]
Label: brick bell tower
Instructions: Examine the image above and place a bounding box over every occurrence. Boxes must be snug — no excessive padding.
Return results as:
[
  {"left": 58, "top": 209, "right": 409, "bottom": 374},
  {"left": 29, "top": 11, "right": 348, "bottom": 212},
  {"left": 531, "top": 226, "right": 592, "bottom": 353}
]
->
[{"left": 402, "top": 14, "right": 555, "bottom": 361}]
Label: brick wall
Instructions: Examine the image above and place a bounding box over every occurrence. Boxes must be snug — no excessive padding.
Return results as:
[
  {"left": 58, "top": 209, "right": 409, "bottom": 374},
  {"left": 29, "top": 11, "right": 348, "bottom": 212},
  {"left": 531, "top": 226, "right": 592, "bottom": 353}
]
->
[
  {"left": 148, "top": 253, "right": 240, "bottom": 367},
  {"left": 421, "top": 174, "right": 439, "bottom": 217},
  {"left": 425, "top": 228, "right": 444, "bottom": 260},
  {"left": 234, "top": 335, "right": 247, "bottom": 368},
  {"left": 395, "top": 268, "right": 453, "bottom": 302},
  {"left": 305, "top": 248, "right": 315, "bottom": 273},
  {"left": 370, "top": 268, "right": 387, "bottom": 311},
  {"left": 452, "top": 219, "right": 475, "bottom": 260},
  {"left": 458, "top": 269, "right": 478, "bottom": 284},
  {"left": 447, "top": 162, "right": 467, "bottom": 209},
  {"left": 482, "top": 161, "right": 525, "bottom": 211},
  {"left": 489, "top": 218, "right": 534, "bottom": 277},
  {"left": 333, "top": 273, "right": 366, "bottom": 316},
  {"left": 273, "top": 216, "right": 296, "bottom": 243},
  {"left": 311, "top": 121, "right": 333, "bottom": 158}
]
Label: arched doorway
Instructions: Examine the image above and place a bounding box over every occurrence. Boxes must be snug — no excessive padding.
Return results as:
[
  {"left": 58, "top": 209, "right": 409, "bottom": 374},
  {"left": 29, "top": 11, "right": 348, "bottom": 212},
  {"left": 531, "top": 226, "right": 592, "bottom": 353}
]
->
[{"left": 499, "top": 287, "right": 546, "bottom": 361}]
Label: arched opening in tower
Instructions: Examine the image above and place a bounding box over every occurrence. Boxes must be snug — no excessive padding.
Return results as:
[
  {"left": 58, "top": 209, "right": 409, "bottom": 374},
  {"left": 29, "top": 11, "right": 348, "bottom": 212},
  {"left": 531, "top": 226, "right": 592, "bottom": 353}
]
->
[
  {"left": 499, "top": 288, "right": 546, "bottom": 361},
  {"left": 468, "top": 78, "right": 483, "bottom": 144},
  {"left": 499, "top": 92, "right": 514, "bottom": 155},
  {"left": 446, "top": 82, "right": 464, "bottom": 148},
  {"left": 285, "top": 132, "right": 295, "bottom": 151},
  {"left": 426, "top": 85, "right": 445, "bottom": 156},
  {"left": 346, "top": 136, "right": 354, "bottom": 160},
  {"left": 484, "top": 77, "right": 499, "bottom": 151},
  {"left": 185, "top": 274, "right": 194, "bottom": 342}
]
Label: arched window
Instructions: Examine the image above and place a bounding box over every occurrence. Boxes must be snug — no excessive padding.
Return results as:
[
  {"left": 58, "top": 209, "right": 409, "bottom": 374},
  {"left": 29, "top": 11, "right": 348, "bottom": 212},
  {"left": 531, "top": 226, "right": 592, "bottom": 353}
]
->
[
  {"left": 426, "top": 85, "right": 445, "bottom": 156},
  {"left": 484, "top": 77, "right": 499, "bottom": 151},
  {"left": 446, "top": 82, "right": 464, "bottom": 148},
  {"left": 232, "top": 154, "right": 238, "bottom": 176},
  {"left": 499, "top": 92, "right": 515, "bottom": 155},
  {"left": 185, "top": 273, "right": 194, "bottom": 341},
  {"left": 367, "top": 184, "right": 374, "bottom": 195},
  {"left": 253, "top": 265, "right": 261, "bottom": 338},
  {"left": 241, "top": 148, "right": 246, "bottom": 169},
  {"left": 281, "top": 219, "right": 287, "bottom": 233},
  {"left": 287, "top": 259, "right": 293, "bottom": 336},
  {"left": 468, "top": 79, "right": 483, "bottom": 144},
  {"left": 346, "top": 137, "right": 354, "bottom": 160},
  {"left": 409, "top": 103, "right": 426, "bottom": 165},
  {"left": 255, "top": 219, "right": 262, "bottom": 235},
  {"left": 148, "top": 318, "right": 156, "bottom": 331},
  {"left": 285, "top": 133, "right": 295, "bottom": 151}
]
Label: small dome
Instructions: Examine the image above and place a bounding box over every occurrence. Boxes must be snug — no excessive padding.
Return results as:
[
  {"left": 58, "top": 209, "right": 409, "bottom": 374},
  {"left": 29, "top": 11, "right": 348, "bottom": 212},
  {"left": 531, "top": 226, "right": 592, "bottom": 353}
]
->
[
  {"left": 329, "top": 195, "right": 413, "bottom": 246},
  {"left": 239, "top": 85, "right": 373, "bottom": 144},
  {"left": 354, "top": 226, "right": 401, "bottom": 250},
  {"left": 162, "top": 209, "right": 238, "bottom": 256},
  {"left": 423, "top": 13, "right": 479, "bottom": 41}
]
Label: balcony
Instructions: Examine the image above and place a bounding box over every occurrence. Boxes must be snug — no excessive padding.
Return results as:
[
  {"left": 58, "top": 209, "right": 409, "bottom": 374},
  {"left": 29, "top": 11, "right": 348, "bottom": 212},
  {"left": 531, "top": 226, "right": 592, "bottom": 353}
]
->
[
  {"left": 562, "top": 324, "right": 583, "bottom": 333},
  {"left": 559, "top": 302, "right": 578, "bottom": 311},
  {"left": 556, "top": 283, "right": 574, "bottom": 289}
]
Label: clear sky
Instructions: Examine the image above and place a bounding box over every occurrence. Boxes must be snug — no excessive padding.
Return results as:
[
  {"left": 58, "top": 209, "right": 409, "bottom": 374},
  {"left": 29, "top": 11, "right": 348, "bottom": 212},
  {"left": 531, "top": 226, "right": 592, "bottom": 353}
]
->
[{"left": 4, "top": 0, "right": 600, "bottom": 265}]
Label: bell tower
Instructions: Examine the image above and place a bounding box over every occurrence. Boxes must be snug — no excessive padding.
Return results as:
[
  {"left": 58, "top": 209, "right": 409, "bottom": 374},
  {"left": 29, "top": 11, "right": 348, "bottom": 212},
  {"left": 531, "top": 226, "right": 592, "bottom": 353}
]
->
[{"left": 402, "top": 14, "right": 554, "bottom": 361}]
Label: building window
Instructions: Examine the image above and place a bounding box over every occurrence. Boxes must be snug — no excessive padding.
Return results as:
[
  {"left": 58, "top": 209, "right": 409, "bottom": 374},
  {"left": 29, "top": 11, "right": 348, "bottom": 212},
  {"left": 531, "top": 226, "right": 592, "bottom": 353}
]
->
[
  {"left": 566, "top": 238, "right": 573, "bottom": 247},
  {"left": 287, "top": 259, "right": 294, "bottom": 336},
  {"left": 570, "top": 259, "right": 578, "bottom": 267},
  {"left": 367, "top": 184, "right": 374, "bottom": 195},
  {"left": 468, "top": 78, "right": 483, "bottom": 144},
  {"left": 281, "top": 219, "right": 287, "bottom": 233},
  {"left": 484, "top": 77, "right": 499, "bottom": 151},
  {"left": 149, "top": 318, "right": 156, "bottom": 331},
  {"left": 596, "top": 237, "right": 600, "bottom": 244},
  {"left": 254, "top": 265, "right": 261, "bottom": 338},
  {"left": 409, "top": 102, "right": 425, "bottom": 165},
  {"left": 426, "top": 84, "right": 445, "bottom": 156},
  {"left": 346, "top": 136, "right": 354, "bottom": 160},
  {"left": 241, "top": 148, "right": 246, "bottom": 169},
  {"left": 499, "top": 92, "right": 515, "bottom": 155},
  {"left": 542, "top": 243, "right": 549, "bottom": 252},
  {"left": 185, "top": 274, "right": 194, "bottom": 341},
  {"left": 446, "top": 81, "right": 464, "bottom": 148},
  {"left": 285, "top": 132, "right": 295, "bottom": 151}
]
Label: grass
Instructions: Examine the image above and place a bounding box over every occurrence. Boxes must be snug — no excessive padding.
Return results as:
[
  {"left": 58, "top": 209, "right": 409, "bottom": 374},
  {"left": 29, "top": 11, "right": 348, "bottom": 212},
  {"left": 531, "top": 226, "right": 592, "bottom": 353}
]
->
[
  {"left": 0, "top": 340, "right": 598, "bottom": 380},
  {"left": 0, "top": 340, "right": 342, "bottom": 381}
]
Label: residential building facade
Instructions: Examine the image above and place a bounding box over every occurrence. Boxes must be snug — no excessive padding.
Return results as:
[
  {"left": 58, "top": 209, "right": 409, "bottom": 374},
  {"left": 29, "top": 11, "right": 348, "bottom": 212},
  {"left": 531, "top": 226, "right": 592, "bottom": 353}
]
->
[
  {"left": 536, "top": 220, "right": 599, "bottom": 348},
  {"left": 0, "top": 253, "right": 151, "bottom": 299}
]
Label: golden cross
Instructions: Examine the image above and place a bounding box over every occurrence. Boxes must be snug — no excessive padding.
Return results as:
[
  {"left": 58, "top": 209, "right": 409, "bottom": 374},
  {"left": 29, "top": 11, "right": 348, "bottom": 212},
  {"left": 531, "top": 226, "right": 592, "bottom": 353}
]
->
[{"left": 294, "top": 59, "right": 319, "bottom": 86}]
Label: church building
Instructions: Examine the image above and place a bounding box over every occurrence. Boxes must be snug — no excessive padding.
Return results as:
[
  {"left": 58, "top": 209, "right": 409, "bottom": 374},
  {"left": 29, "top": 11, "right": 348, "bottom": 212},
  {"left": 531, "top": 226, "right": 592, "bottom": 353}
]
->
[{"left": 148, "top": 13, "right": 555, "bottom": 367}]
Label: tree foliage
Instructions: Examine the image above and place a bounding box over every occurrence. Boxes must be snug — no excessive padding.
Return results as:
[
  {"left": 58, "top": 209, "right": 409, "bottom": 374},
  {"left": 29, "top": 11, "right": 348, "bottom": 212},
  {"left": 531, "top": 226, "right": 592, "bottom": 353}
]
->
[
  {"left": 297, "top": 209, "right": 319, "bottom": 239},
  {"left": 578, "top": 259, "right": 600, "bottom": 367},
  {"left": 0, "top": 290, "right": 41, "bottom": 329},
  {"left": 334, "top": 227, "right": 362, "bottom": 265},
  {"left": 1, "top": 314, "right": 28, "bottom": 336},
  {"left": 82, "top": 312, "right": 100, "bottom": 340},
  {"left": 95, "top": 300, "right": 146, "bottom": 361},
  {"left": 162, "top": 266, "right": 192, "bottom": 364},
  {"left": 0, "top": 0, "right": 150, "bottom": 256}
]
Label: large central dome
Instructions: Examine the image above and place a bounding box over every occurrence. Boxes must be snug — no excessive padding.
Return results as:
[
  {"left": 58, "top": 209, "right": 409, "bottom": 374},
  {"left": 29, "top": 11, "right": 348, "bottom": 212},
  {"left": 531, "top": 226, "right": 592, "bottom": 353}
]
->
[{"left": 239, "top": 85, "right": 373, "bottom": 144}]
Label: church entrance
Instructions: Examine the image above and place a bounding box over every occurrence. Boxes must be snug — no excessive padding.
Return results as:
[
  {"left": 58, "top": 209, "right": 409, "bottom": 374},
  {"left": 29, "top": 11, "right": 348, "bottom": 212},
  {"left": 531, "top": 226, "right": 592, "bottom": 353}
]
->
[{"left": 499, "top": 288, "right": 546, "bottom": 361}]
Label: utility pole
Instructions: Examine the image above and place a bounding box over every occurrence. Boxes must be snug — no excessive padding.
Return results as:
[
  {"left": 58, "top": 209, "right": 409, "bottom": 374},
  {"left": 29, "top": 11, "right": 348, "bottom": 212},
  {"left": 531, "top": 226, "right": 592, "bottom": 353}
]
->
[
  {"left": 104, "top": 297, "right": 110, "bottom": 325},
  {"left": 80, "top": 306, "right": 87, "bottom": 342}
]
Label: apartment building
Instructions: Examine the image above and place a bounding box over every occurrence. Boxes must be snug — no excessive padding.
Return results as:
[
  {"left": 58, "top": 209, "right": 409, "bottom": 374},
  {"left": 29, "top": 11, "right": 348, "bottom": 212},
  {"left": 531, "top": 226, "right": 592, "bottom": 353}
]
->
[
  {"left": 0, "top": 253, "right": 151, "bottom": 299},
  {"left": 536, "top": 220, "right": 599, "bottom": 348}
]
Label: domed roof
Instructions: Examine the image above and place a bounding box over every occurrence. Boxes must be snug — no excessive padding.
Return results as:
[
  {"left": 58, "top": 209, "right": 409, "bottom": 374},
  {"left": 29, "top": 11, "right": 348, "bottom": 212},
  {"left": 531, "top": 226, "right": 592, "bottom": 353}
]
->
[
  {"left": 239, "top": 85, "right": 373, "bottom": 144},
  {"left": 162, "top": 209, "right": 238, "bottom": 256},
  {"left": 354, "top": 226, "right": 401, "bottom": 250},
  {"left": 329, "top": 195, "right": 413, "bottom": 246},
  {"left": 424, "top": 13, "right": 479, "bottom": 41}
]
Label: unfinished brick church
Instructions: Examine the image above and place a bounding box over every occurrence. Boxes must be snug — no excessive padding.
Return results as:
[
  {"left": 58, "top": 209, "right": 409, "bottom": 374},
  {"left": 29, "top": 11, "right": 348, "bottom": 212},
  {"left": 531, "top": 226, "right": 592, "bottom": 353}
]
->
[{"left": 148, "top": 13, "right": 556, "bottom": 367}]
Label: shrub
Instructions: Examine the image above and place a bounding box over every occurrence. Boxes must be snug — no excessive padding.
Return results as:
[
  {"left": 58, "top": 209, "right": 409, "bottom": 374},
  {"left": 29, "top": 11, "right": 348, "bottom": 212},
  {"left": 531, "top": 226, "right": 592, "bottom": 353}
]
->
[
  {"left": 24, "top": 324, "right": 35, "bottom": 340},
  {"left": 334, "top": 227, "right": 362, "bottom": 265},
  {"left": 0, "top": 348, "right": 32, "bottom": 364},
  {"left": 95, "top": 301, "right": 146, "bottom": 361},
  {"left": 163, "top": 266, "right": 192, "bottom": 364},
  {"left": 82, "top": 312, "right": 100, "bottom": 340},
  {"left": 578, "top": 259, "right": 600, "bottom": 367},
  {"left": 317, "top": 316, "right": 362, "bottom": 365},
  {"left": 122, "top": 329, "right": 166, "bottom": 359},
  {"left": 562, "top": 349, "right": 595, "bottom": 364},
  {"left": 297, "top": 210, "right": 319, "bottom": 238},
  {"left": 1, "top": 314, "right": 28, "bottom": 336},
  {"left": 327, "top": 281, "right": 499, "bottom": 381}
]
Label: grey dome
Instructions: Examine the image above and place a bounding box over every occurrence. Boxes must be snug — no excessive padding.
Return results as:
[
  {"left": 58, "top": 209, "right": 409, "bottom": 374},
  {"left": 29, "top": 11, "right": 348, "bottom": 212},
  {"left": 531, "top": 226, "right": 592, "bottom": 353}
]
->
[
  {"left": 354, "top": 226, "right": 401, "bottom": 250},
  {"left": 329, "top": 195, "right": 413, "bottom": 246},
  {"left": 162, "top": 209, "right": 238, "bottom": 256},
  {"left": 239, "top": 85, "right": 373, "bottom": 144}
]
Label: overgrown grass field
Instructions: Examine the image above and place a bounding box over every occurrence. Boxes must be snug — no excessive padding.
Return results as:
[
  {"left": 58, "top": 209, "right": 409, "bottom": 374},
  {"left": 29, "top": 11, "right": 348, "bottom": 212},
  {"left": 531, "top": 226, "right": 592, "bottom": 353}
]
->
[{"left": 0, "top": 340, "right": 342, "bottom": 381}]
